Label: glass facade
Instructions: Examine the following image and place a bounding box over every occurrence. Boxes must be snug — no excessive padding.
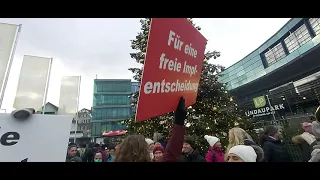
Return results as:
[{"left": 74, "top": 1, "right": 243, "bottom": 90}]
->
[
  {"left": 218, "top": 18, "right": 320, "bottom": 90},
  {"left": 309, "top": 18, "right": 320, "bottom": 35},
  {"left": 91, "top": 80, "right": 132, "bottom": 136}
]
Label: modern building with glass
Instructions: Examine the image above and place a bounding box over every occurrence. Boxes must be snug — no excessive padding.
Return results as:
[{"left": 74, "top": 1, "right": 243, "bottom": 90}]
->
[
  {"left": 218, "top": 18, "right": 320, "bottom": 124},
  {"left": 91, "top": 79, "right": 140, "bottom": 137},
  {"left": 218, "top": 18, "right": 320, "bottom": 161}
]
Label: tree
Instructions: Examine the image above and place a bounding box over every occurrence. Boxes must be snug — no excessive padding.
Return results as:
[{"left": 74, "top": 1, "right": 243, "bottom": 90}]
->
[{"left": 124, "top": 18, "right": 253, "bottom": 155}]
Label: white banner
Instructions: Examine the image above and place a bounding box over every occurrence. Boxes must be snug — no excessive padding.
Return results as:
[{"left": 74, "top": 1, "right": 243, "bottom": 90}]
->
[
  {"left": 13, "top": 55, "right": 51, "bottom": 110},
  {"left": 0, "top": 113, "right": 72, "bottom": 162},
  {"left": 0, "top": 23, "right": 18, "bottom": 93},
  {"left": 58, "top": 76, "right": 81, "bottom": 115}
]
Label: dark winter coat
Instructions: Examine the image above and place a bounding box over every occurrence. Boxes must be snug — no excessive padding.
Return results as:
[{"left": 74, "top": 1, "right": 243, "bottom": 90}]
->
[
  {"left": 262, "top": 136, "right": 291, "bottom": 162},
  {"left": 180, "top": 150, "right": 206, "bottom": 162}
]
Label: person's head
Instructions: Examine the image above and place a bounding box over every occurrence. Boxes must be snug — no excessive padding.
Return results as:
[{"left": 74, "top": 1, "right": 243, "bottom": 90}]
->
[
  {"left": 155, "top": 142, "right": 161, "bottom": 146},
  {"left": 265, "top": 125, "right": 281, "bottom": 139},
  {"left": 67, "top": 145, "right": 77, "bottom": 157},
  {"left": 302, "top": 122, "right": 313, "bottom": 134},
  {"left": 114, "top": 135, "right": 151, "bottom": 162},
  {"left": 145, "top": 138, "right": 155, "bottom": 152},
  {"left": 204, "top": 135, "right": 221, "bottom": 148},
  {"left": 153, "top": 145, "right": 164, "bottom": 161},
  {"left": 227, "top": 127, "right": 252, "bottom": 153},
  {"left": 227, "top": 145, "right": 257, "bottom": 162},
  {"left": 182, "top": 136, "right": 196, "bottom": 154},
  {"left": 94, "top": 152, "right": 103, "bottom": 162},
  {"left": 153, "top": 132, "right": 163, "bottom": 142},
  {"left": 109, "top": 146, "right": 115, "bottom": 155}
]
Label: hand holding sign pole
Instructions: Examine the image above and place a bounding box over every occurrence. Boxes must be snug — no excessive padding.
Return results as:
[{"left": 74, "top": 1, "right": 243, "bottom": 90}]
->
[{"left": 136, "top": 18, "right": 207, "bottom": 122}]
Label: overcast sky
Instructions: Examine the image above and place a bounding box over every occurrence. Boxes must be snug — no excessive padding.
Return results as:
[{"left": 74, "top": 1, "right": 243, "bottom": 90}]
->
[{"left": 0, "top": 18, "right": 290, "bottom": 112}]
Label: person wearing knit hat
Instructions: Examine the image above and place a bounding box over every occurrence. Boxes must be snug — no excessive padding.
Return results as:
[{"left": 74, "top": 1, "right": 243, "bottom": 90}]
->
[
  {"left": 153, "top": 145, "right": 164, "bottom": 162},
  {"left": 292, "top": 122, "right": 316, "bottom": 162},
  {"left": 259, "top": 125, "right": 291, "bottom": 162},
  {"left": 145, "top": 138, "right": 155, "bottom": 160},
  {"left": 181, "top": 135, "right": 206, "bottom": 162},
  {"left": 204, "top": 135, "right": 224, "bottom": 162},
  {"left": 227, "top": 145, "right": 257, "bottom": 162}
]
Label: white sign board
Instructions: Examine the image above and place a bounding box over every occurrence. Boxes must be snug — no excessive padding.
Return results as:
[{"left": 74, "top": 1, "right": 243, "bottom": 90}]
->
[{"left": 0, "top": 113, "right": 72, "bottom": 162}]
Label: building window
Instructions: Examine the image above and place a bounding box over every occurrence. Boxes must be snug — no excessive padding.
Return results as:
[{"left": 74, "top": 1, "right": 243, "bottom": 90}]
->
[
  {"left": 309, "top": 18, "right": 320, "bottom": 36},
  {"left": 264, "top": 42, "right": 286, "bottom": 66},
  {"left": 284, "top": 24, "right": 312, "bottom": 53}
]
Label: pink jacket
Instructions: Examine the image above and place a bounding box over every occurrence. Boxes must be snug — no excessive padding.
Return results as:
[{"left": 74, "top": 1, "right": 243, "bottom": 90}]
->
[{"left": 205, "top": 146, "right": 225, "bottom": 162}]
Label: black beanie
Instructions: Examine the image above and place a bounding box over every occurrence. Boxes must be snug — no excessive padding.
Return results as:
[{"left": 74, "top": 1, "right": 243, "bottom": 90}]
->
[{"left": 184, "top": 136, "right": 196, "bottom": 149}]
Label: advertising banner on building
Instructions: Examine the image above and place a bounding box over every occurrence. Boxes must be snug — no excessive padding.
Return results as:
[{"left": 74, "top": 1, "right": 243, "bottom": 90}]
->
[
  {"left": 13, "top": 55, "right": 51, "bottom": 110},
  {"left": 58, "top": 76, "right": 81, "bottom": 115},
  {"left": 0, "top": 23, "right": 18, "bottom": 92},
  {"left": 245, "top": 95, "right": 285, "bottom": 117},
  {"left": 136, "top": 18, "right": 207, "bottom": 122},
  {"left": 0, "top": 113, "right": 72, "bottom": 162}
]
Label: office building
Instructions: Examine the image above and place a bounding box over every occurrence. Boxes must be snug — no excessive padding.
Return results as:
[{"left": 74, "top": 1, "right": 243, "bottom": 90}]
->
[{"left": 91, "top": 79, "right": 140, "bottom": 137}]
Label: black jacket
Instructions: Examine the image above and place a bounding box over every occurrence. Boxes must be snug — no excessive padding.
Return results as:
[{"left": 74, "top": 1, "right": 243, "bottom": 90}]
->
[
  {"left": 180, "top": 150, "right": 206, "bottom": 162},
  {"left": 262, "top": 136, "right": 291, "bottom": 162}
]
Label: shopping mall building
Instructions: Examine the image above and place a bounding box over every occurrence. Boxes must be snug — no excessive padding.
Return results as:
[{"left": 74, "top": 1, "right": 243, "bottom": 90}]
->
[{"left": 218, "top": 18, "right": 320, "bottom": 127}]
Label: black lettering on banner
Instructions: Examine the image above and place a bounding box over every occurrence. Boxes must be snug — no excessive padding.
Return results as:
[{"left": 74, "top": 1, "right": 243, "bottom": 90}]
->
[{"left": 0, "top": 127, "right": 21, "bottom": 146}]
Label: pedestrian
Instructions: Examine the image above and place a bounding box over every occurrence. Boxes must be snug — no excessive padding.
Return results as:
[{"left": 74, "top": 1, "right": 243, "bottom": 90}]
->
[
  {"left": 227, "top": 145, "right": 257, "bottom": 162},
  {"left": 153, "top": 145, "right": 164, "bottom": 162},
  {"left": 181, "top": 135, "right": 206, "bottom": 162},
  {"left": 259, "top": 125, "right": 291, "bottom": 162},
  {"left": 204, "top": 135, "right": 224, "bottom": 162}
]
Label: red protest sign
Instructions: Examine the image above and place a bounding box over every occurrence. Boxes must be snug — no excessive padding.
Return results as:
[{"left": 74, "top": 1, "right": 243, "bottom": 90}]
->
[{"left": 136, "top": 18, "right": 207, "bottom": 122}]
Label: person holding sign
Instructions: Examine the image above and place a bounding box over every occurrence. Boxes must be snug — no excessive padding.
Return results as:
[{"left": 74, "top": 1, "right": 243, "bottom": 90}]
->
[{"left": 114, "top": 97, "right": 187, "bottom": 162}]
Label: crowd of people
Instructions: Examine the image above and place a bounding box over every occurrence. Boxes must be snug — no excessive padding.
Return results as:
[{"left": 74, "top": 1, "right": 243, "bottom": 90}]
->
[{"left": 11, "top": 99, "right": 320, "bottom": 162}]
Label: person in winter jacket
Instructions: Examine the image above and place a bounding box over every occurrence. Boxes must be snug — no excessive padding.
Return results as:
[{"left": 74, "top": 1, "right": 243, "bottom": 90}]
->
[
  {"left": 114, "top": 97, "right": 187, "bottom": 162},
  {"left": 227, "top": 145, "right": 257, "bottom": 162},
  {"left": 259, "top": 125, "right": 291, "bottom": 162},
  {"left": 181, "top": 135, "right": 206, "bottom": 162},
  {"left": 292, "top": 122, "right": 316, "bottom": 162},
  {"left": 204, "top": 135, "right": 224, "bottom": 162},
  {"left": 145, "top": 138, "right": 155, "bottom": 160},
  {"left": 153, "top": 145, "right": 164, "bottom": 162}
]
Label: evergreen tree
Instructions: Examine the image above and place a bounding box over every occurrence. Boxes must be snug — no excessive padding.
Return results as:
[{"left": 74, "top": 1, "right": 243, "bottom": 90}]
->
[{"left": 125, "top": 18, "right": 253, "bottom": 154}]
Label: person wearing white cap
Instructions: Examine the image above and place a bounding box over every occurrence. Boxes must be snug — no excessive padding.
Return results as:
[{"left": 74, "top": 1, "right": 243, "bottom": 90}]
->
[
  {"left": 145, "top": 138, "right": 155, "bottom": 160},
  {"left": 204, "top": 135, "right": 225, "bottom": 162},
  {"left": 227, "top": 145, "right": 257, "bottom": 162}
]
